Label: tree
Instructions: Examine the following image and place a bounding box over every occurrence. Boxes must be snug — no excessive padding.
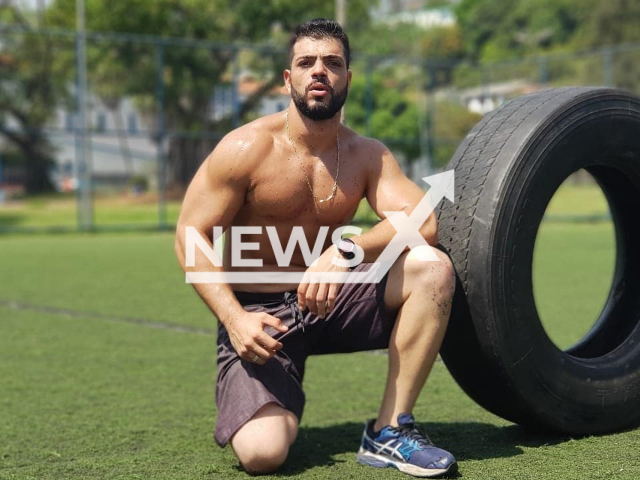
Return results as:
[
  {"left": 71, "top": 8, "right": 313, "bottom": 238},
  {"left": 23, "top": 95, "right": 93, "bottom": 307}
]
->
[
  {"left": 420, "top": 25, "right": 465, "bottom": 61},
  {"left": 42, "top": 0, "right": 374, "bottom": 188},
  {"left": 433, "top": 100, "right": 482, "bottom": 168},
  {"left": 573, "top": 0, "right": 640, "bottom": 92},
  {"left": 574, "top": 0, "right": 640, "bottom": 48},
  {"left": 347, "top": 70, "right": 421, "bottom": 162},
  {"left": 0, "top": 4, "right": 74, "bottom": 193},
  {"left": 351, "top": 20, "right": 464, "bottom": 62},
  {"left": 455, "top": 0, "right": 584, "bottom": 62},
  {"left": 455, "top": 0, "right": 640, "bottom": 91}
]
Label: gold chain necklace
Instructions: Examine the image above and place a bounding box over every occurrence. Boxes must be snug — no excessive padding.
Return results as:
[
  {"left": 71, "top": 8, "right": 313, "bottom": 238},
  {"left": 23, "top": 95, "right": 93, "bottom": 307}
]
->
[{"left": 285, "top": 110, "right": 340, "bottom": 204}]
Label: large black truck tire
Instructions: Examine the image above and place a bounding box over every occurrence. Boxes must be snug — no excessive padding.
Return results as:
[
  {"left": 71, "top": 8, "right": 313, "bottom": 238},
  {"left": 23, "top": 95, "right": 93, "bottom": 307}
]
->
[{"left": 436, "top": 87, "right": 640, "bottom": 435}]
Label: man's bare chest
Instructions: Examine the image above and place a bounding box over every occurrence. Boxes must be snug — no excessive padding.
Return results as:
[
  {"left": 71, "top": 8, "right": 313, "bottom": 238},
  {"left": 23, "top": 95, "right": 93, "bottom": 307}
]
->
[{"left": 244, "top": 155, "right": 366, "bottom": 225}]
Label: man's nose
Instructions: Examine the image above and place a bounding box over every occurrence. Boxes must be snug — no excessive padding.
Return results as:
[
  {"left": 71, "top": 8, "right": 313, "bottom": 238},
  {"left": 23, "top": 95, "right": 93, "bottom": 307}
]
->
[{"left": 310, "top": 59, "right": 328, "bottom": 77}]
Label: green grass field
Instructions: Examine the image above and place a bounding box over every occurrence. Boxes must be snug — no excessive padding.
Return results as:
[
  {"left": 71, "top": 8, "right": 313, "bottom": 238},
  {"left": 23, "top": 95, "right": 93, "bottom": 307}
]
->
[
  {"left": 1, "top": 182, "right": 638, "bottom": 479},
  {"left": 0, "top": 194, "right": 182, "bottom": 230},
  {"left": 0, "top": 181, "right": 611, "bottom": 231}
]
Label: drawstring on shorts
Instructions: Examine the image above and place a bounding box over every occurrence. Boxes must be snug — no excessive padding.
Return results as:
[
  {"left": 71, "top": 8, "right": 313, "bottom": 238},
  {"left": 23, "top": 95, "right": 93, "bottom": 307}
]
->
[{"left": 283, "top": 291, "right": 306, "bottom": 333}]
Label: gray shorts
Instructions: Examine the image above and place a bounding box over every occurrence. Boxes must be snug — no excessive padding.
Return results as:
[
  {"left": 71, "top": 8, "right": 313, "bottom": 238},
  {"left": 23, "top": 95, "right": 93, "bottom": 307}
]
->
[{"left": 214, "top": 263, "right": 395, "bottom": 446}]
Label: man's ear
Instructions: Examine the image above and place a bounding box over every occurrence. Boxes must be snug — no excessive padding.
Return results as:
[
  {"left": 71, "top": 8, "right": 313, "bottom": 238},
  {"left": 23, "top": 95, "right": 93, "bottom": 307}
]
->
[
  {"left": 283, "top": 69, "right": 292, "bottom": 93},
  {"left": 347, "top": 69, "right": 352, "bottom": 88}
]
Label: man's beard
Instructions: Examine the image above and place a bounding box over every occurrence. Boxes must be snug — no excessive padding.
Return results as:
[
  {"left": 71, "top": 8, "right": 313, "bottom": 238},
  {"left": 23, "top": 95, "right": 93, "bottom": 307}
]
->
[{"left": 291, "top": 81, "right": 348, "bottom": 121}]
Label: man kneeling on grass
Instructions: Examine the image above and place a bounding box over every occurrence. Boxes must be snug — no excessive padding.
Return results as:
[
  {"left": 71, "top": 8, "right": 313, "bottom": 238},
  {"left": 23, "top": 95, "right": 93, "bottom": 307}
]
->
[{"left": 175, "top": 18, "right": 458, "bottom": 478}]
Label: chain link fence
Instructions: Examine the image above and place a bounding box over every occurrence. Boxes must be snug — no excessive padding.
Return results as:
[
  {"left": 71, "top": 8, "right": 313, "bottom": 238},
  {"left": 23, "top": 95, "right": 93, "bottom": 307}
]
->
[{"left": 1, "top": 25, "right": 639, "bottom": 232}]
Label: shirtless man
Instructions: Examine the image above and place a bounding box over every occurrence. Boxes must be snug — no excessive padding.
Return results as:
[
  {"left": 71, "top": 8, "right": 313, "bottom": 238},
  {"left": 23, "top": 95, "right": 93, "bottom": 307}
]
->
[{"left": 175, "top": 18, "right": 457, "bottom": 478}]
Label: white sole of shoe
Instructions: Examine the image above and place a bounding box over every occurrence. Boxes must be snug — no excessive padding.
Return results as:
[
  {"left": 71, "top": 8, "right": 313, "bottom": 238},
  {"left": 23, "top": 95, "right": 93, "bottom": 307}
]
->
[{"left": 356, "top": 447, "right": 455, "bottom": 478}]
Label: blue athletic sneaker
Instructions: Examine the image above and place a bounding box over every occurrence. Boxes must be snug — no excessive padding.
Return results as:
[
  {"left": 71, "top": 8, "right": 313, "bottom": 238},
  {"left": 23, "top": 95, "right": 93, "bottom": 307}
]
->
[{"left": 357, "top": 413, "right": 457, "bottom": 478}]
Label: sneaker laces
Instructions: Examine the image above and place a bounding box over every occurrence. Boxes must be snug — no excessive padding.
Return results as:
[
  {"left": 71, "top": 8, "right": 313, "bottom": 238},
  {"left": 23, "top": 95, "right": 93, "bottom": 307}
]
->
[{"left": 394, "top": 423, "right": 433, "bottom": 449}]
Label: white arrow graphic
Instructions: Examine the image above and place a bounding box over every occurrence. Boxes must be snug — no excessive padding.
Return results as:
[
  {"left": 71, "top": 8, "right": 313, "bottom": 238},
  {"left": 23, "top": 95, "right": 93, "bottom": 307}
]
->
[
  {"left": 349, "top": 170, "right": 456, "bottom": 285},
  {"left": 186, "top": 170, "right": 456, "bottom": 284}
]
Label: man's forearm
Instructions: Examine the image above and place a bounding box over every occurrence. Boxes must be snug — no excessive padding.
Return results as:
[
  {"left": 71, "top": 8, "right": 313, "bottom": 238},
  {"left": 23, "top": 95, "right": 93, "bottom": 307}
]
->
[
  {"left": 350, "top": 207, "right": 438, "bottom": 263},
  {"left": 191, "top": 282, "right": 245, "bottom": 326},
  {"left": 174, "top": 228, "right": 244, "bottom": 328}
]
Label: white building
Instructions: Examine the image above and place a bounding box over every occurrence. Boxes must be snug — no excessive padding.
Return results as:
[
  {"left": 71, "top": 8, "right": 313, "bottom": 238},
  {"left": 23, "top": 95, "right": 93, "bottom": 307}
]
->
[
  {"left": 52, "top": 96, "right": 158, "bottom": 191},
  {"left": 2, "top": 77, "right": 289, "bottom": 194},
  {"left": 372, "top": 0, "right": 458, "bottom": 29},
  {"left": 455, "top": 80, "right": 540, "bottom": 115}
]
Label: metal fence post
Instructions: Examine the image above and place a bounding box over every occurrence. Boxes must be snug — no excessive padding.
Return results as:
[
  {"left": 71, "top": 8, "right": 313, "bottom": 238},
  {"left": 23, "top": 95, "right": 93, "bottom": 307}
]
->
[
  {"left": 539, "top": 56, "right": 548, "bottom": 87},
  {"left": 156, "top": 42, "right": 167, "bottom": 230},
  {"left": 365, "top": 57, "right": 373, "bottom": 137},
  {"left": 481, "top": 63, "right": 489, "bottom": 107},
  {"left": 603, "top": 47, "right": 613, "bottom": 87},
  {"left": 231, "top": 48, "right": 240, "bottom": 128},
  {"left": 75, "top": 19, "right": 93, "bottom": 231},
  {"left": 0, "top": 152, "right": 4, "bottom": 204},
  {"left": 426, "top": 67, "right": 437, "bottom": 175}
]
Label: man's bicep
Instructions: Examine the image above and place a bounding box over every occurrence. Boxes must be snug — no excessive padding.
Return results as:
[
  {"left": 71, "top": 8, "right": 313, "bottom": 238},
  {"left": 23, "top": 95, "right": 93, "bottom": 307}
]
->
[
  {"left": 177, "top": 155, "right": 247, "bottom": 235},
  {"left": 365, "top": 147, "right": 427, "bottom": 219}
]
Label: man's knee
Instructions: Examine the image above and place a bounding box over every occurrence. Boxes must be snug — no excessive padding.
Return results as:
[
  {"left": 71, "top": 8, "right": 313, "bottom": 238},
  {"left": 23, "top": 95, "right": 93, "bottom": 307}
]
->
[
  {"left": 430, "top": 249, "right": 456, "bottom": 297},
  {"left": 237, "top": 440, "right": 290, "bottom": 475},
  {"left": 230, "top": 403, "right": 298, "bottom": 475},
  {"left": 405, "top": 248, "right": 456, "bottom": 297}
]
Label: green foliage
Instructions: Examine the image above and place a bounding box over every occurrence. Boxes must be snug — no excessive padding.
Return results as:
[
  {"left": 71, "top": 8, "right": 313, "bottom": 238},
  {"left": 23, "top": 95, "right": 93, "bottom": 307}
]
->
[
  {"left": 347, "top": 70, "right": 421, "bottom": 161},
  {"left": 352, "top": 22, "right": 426, "bottom": 57},
  {"left": 348, "top": 70, "right": 480, "bottom": 168},
  {"left": 433, "top": 100, "right": 482, "bottom": 168},
  {"left": 5, "top": 0, "right": 640, "bottom": 194},
  {"left": 0, "top": 3, "right": 74, "bottom": 193},
  {"left": 573, "top": 0, "right": 640, "bottom": 48},
  {"left": 572, "top": 0, "right": 640, "bottom": 91},
  {"left": 452, "top": 0, "right": 640, "bottom": 93},
  {"left": 420, "top": 25, "right": 465, "bottom": 60},
  {"left": 351, "top": 22, "right": 464, "bottom": 61},
  {"left": 434, "top": 100, "right": 482, "bottom": 141},
  {"left": 44, "top": 0, "right": 374, "bottom": 52},
  {"left": 456, "top": 0, "right": 640, "bottom": 65},
  {"left": 455, "top": 0, "right": 583, "bottom": 62},
  {"left": 455, "top": 0, "right": 516, "bottom": 60},
  {"left": 39, "top": 0, "right": 378, "bottom": 187}
]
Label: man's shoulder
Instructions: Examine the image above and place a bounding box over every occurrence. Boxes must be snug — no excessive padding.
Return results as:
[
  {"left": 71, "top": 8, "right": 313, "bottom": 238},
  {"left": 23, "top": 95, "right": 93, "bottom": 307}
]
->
[
  {"left": 342, "top": 128, "right": 391, "bottom": 161},
  {"left": 217, "top": 114, "right": 281, "bottom": 158},
  {"left": 208, "top": 113, "right": 282, "bottom": 173}
]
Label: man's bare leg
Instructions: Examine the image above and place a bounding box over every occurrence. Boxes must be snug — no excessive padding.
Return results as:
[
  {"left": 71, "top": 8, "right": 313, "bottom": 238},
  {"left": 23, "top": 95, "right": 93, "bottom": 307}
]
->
[
  {"left": 374, "top": 248, "right": 456, "bottom": 431},
  {"left": 230, "top": 403, "right": 298, "bottom": 474}
]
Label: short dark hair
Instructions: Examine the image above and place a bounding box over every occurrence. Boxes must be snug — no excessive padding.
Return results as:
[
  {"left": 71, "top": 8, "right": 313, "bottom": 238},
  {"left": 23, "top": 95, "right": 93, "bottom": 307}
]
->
[{"left": 289, "top": 18, "right": 351, "bottom": 69}]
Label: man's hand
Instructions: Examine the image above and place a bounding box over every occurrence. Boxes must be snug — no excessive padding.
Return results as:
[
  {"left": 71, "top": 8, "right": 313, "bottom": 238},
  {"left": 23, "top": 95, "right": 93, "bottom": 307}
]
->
[
  {"left": 297, "top": 245, "right": 350, "bottom": 319},
  {"left": 226, "top": 311, "right": 288, "bottom": 365}
]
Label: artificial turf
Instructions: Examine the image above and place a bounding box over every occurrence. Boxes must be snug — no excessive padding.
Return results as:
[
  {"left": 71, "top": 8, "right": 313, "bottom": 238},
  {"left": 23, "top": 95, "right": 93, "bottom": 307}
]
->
[{"left": 1, "top": 219, "right": 637, "bottom": 479}]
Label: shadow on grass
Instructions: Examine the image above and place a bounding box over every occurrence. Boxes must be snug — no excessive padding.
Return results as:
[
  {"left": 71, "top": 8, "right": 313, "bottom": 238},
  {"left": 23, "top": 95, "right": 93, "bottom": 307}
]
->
[
  {"left": 242, "top": 421, "right": 571, "bottom": 477},
  {"left": 0, "top": 213, "right": 25, "bottom": 228}
]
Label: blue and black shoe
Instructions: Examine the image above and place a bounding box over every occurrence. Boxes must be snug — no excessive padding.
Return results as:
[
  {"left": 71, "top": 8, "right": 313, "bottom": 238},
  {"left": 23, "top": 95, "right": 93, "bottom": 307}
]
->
[{"left": 357, "top": 413, "right": 457, "bottom": 478}]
